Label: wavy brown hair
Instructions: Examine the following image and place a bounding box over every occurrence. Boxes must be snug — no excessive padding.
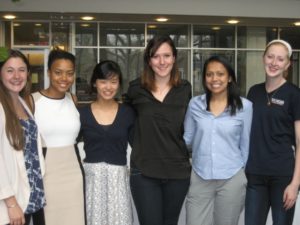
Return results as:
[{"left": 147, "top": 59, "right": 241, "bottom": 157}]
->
[
  {"left": 141, "top": 35, "right": 181, "bottom": 91},
  {"left": 0, "top": 49, "right": 31, "bottom": 150}
]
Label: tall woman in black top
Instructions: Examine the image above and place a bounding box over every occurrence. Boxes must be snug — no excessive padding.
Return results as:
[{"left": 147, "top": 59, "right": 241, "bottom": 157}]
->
[
  {"left": 126, "top": 35, "right": 191, "bottom": 225},
  {"left": 79, "top": 60, "right": 135, "bottom": 225},
  {"left": 245, "top": 40, "right": 300, "bottom": 225}
]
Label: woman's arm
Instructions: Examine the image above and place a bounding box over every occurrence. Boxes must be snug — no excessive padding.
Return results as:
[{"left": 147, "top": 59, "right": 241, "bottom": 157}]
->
[
  {"left": 240, "top": 100, "right": 253, "bottom": 166},
  {"left": 4, "top": 196, "right": 25, "bottom": 225},
  {"left": 283, "top": 120, "right": 300, "bottom": 210}
]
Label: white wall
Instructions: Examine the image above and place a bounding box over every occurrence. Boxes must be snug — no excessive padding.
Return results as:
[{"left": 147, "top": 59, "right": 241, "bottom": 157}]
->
[{"left": 1, "top": 0, "right": 300, "bottom": 19}]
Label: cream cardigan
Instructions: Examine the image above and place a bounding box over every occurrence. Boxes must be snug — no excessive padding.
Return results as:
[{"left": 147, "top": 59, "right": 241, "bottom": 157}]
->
[{"left": 0, "top": 97, "right": 45, "bottom": 225}]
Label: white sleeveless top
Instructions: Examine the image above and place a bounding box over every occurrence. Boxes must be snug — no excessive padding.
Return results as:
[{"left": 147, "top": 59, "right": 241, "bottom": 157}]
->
[{"left": 32, "top": 92, "right": 80, "bottom": 148}]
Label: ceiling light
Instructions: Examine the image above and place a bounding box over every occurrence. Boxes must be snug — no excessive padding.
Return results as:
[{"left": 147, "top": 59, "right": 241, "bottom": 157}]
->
[
  {"left": 3, "top": 14, "right": 16, "bottom": 20},
  {"left": 81, "top": 16, "right": 94, "bottom": 21},
  {"left": 81, "top": 24, "right": 91, "bottom": 27},
  {"left": 148, "top": 25, "right": 157, "bottom": 29},
  {"left": 227, "top": 19, "right": 239, "bottom": 24},
  {"left": 13, "top": 23, "right": 21, "bottom": 27},
  {"left": 212, "top": 26, "right": 221, "bottom": 30},
  {"left": 155, "top": 17, "right": 168, "bottom": 22},
  {"left": 35, "top": 23, "right": 42, "bottom": 27},
  {"left": 294, "top": 22, "right": 300, "bottom": 26}
]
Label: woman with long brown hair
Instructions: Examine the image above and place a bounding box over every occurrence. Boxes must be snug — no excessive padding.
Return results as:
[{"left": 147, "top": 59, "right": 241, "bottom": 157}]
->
[
  {"left": 0, "top": 48, "right": 45, "bottom": 225},
  {"left": 125, "top": 35, "right": 191, "bottom": 225}
]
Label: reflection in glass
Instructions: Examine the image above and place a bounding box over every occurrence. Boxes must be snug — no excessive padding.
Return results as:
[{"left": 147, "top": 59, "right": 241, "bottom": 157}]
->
[
  {"left": 13, "top": 22, "right": 49, "bottom": 46},
  {"left": 75, "top": 23, "right": 97, "bottom": 46},
  {"left": 193, "top": 50, "right": 235, "bottom": 96},
  {"left": 99, "top": 48, "right": 144, "bottom": 93},
  {"left": 100, "top": 23, "right": 145, "bottom": 47},
  {"left": 237, "top": 50, "right": 264, "bottom": 96},
  {"left": 193, "top": 25, "right": 234, "bottom": 48},
  {"left": 237, "top": 27, "right": 277, "bottom": 49},
  {"left": 75, "top": 48, "right": 97, "bottom": 101},
  {"left": 280, "top": 27, "right": 300, "bottom": 49},
  {"left": 147, "top": 24, "right": 189, "bottom": 47},
  {"left": 177, "top": 50, "right": 190, "bottom": 81},
  {"left": 52, "top": 22, "right": 70, "bottom": 50}
]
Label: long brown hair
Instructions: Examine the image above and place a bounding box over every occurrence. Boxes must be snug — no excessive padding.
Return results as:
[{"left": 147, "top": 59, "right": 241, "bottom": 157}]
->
[
  {"left": 141, "top": 35, "right": 181, "bottom": 91},
  {"left": 0, "top": 49, "right": 31, "bottom": 150}
]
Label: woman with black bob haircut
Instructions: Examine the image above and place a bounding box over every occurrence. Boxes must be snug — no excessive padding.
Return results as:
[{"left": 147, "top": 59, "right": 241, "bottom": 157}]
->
[
  {"left": 79, "top": 60, "right": 135, "bottom": 225},
  {"left": 184, "top": 55, "right": 253, "bottom": 225}
]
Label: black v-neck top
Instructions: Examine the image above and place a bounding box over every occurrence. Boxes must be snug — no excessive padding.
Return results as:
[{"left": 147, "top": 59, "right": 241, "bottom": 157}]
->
[
  {"left": 125, "top": 78, "right": 192, "bottom": 179},
  {"left": 78, "top": 103, "right": 135, "bottom": 165}
]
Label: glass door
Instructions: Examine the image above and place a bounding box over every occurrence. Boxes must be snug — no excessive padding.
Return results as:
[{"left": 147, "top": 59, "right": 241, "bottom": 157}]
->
[{"left": 21, "top": 49, "right": 49, "bottom": 93}]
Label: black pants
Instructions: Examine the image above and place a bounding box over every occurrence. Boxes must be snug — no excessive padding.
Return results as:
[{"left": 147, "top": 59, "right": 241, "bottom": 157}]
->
[
  {"left": 7, "top": 208, "right": 45, "bottom": 225},
  {"left": 130, "top": 168, "right": 190, "bottom": 225}
]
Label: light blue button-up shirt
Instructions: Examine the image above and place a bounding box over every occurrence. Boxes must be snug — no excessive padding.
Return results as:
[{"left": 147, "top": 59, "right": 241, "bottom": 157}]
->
[{"left": 184, "top": 94, "right": 253, "bottom": 180}]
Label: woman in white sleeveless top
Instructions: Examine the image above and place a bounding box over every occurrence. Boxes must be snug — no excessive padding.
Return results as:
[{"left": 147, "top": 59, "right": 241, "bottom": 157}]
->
[{"left": 31, "top": 49, "right": 85, "bottom": 225}]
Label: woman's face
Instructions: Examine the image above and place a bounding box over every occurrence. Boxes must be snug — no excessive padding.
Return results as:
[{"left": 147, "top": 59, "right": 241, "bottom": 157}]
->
[
  {"left": 95, "top": 74, "right": 120, "bottom": 101},
  {"left": 149, "top": 42, "right": 175, "bottom": 80},
  {"left": 205, "top": 61, "right": 231, "bottom": 96},
  {"left": 263, "top": 43, "right": 290, "bottom": 79},
  {"left": 48, "top": 59, "right": 75, "bottom": 94},
  {"left": 0, "top": 57, "right": 28, "bottom": 96}
]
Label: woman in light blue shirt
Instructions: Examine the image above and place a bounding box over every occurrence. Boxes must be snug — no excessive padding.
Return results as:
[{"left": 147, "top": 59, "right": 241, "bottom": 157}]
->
[{"left": 184, "top": 55, "right": 253, "bottom": 225}]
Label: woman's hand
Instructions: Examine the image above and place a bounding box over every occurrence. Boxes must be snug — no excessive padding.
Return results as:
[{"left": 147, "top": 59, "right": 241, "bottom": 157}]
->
[
  {"left": 283, "top": 183, "right": 299, "bottom": 210},
  {"left": 8, "top": 204, "right": 25, "bottom": 225}
]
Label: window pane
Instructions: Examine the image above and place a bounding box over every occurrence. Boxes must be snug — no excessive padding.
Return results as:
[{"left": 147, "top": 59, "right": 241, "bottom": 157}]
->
[
  {"left": 280, "top": 27, "right": 300, "bottom": 50},
  {"left": 193, "top": 25, "right": 234, "bottom": 48},
  {"left": 193, "top": 50, "right": 235, "bottom": 96},
  {"left": 99, "top": 48, "right": 144, "bottom": 92},
  {"left": 237, "top": 27, "right": 277, "bottom": 49},
  {"left": 75, "top": 23, "right": 97, "bottom": 46},
  {"left": 13, "top": 22, "right": 49, "bottom": 46},
  {"left": 52, "top": 22, "right": 70, "bottom": 50},
  {"left": 75, "top": 48, "right": 97, "bottom": 101},
  {"left": 100, "top": 23, "right": 145, "bottom": 47},
  {"left": 147, "top": 24, "right": 189, "bottom": 47},
  {"left": 237, "top": 50, "right": 264, "bottom": 96},
  {"left": 177, "top": 50, "right": 190, "bottom": 81},
  {"left": 290, "top": 52, "right": 300, "bottom": 86}
]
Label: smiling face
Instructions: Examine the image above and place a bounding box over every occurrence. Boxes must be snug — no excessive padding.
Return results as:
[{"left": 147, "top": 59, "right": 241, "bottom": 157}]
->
[
  {"left": 149, "top": 42, "right": 175, "bottom": 80},
  {"left": 48, "top": 59, "right": 75, "bottom": 96},
  {"left": 263, "top": 43, "right": 290, "bottom": 79},
  {"left": 95, "top": 74, "right": 120, "bottom": 101},
  {"left": 205, "top": 61, "right": 231, "bottom": 96},
  {"left": 0, "top": 57, "right": 28, "bottom": 97}
]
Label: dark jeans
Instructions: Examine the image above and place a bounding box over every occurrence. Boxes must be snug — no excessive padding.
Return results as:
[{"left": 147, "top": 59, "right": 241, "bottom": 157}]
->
[
  {"left": 245, "top": 174, "right": 296, "bottom": 225},
  {"left": 130, "top": 168, "right": 190, "bottom": 225}
]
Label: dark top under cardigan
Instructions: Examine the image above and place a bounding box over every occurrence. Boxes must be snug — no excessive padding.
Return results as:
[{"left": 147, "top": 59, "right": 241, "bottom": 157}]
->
[{"left": 79, "top": 103, "right": 135, "bottom": 166}]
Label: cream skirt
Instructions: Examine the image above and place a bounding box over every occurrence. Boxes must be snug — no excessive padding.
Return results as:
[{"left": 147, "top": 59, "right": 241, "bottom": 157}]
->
[{"left": 43, "top": 145, "right": 85, "bottom": 225}]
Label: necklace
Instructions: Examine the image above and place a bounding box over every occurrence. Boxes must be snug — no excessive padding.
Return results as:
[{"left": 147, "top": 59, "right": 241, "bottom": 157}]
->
[{"left": 266, "top": 88, "right": 280, "bottom": 106}]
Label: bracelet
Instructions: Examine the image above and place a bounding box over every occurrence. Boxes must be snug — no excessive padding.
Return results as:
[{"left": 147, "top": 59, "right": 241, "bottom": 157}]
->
[{"left": 7, "top": 204, "right": 17, "bottom": 208}]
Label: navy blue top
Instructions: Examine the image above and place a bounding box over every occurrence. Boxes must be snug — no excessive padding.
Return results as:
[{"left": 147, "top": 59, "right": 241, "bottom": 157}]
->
[
  {"left": 79, "top": 103, "right": 135, "bottom": 165},
  {"left": 246, "top": 82, "right": 300, "bottom": 176},
  {"left": 20, "top": 118, "right": 46, "bottom": 214}
]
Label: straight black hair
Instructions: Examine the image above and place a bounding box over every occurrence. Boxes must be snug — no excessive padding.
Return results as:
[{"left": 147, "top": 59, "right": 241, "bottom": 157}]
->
[
  {"left": 90, "top": 60, "right": 123, "bottom": 93},
  {"left": 202, "top": 55, "right": 243, "bottom": 116}
]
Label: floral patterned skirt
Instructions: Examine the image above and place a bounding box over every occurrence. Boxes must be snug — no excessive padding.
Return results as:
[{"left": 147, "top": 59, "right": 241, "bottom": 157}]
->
[{"left": 84, "top": 162, "right": 133, "bottom": 225}]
